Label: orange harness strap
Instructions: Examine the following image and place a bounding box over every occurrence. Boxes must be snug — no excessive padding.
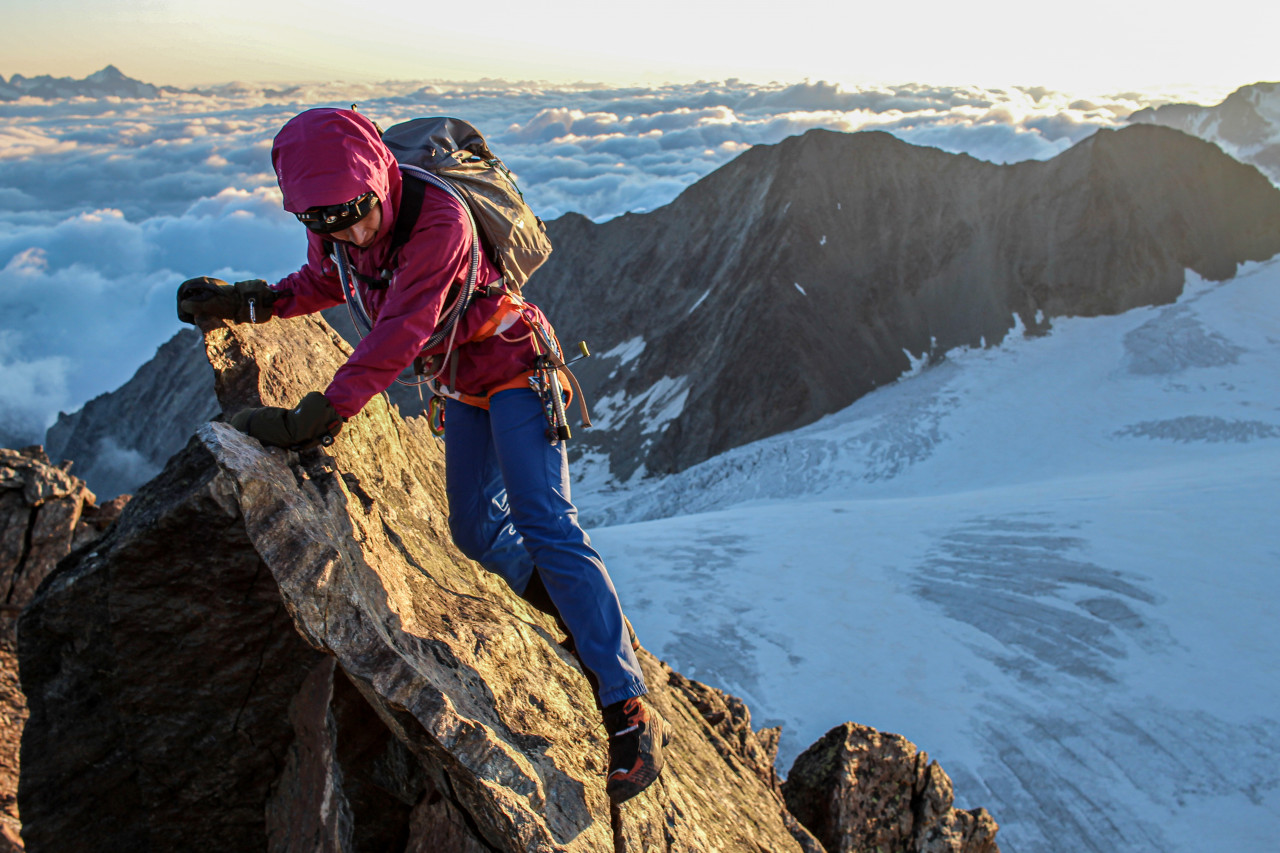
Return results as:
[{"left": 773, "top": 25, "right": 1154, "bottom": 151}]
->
[
  {"left": 443, "top": 368, "right": 574, "bottom": 411},
  {"left": 466, "top": 293, "right": 525, "bottom": 344},
  {"left": 427, "top": 291, "right": 585, "bottom": 420}
]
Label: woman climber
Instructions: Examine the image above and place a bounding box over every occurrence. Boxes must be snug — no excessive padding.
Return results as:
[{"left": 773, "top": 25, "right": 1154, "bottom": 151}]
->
[{"left": 175, "top": 107, "right": 668, "bottom": 804}]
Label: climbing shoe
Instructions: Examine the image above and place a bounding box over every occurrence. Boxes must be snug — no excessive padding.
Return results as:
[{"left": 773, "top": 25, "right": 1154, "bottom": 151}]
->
[{"left": 603, "top": 697, "right": 670, "bottom": 803}]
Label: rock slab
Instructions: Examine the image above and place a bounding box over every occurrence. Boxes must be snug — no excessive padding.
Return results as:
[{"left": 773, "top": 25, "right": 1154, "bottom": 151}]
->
[{"left": 20, "top": 314, "right": 818, "bottom": 852}]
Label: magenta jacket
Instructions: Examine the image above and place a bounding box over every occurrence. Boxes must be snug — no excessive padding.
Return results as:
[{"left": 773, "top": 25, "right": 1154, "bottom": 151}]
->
[{"left": 268, "top": 108, "right": 549, "bottom": 418}]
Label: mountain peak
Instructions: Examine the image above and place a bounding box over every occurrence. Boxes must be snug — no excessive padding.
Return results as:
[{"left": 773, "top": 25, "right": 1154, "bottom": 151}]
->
[
  {"left": 86, "top": 64, "right": 127, "bottom": 82},
  {"left": 1128, "top": 80, "right": 1280, "bottom": 180},
  {"left": 531, "top": 122, "right": 1280, "bottom": 485}
]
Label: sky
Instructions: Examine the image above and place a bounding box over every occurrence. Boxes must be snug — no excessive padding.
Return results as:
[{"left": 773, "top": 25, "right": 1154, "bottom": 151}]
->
[{"left": 2, "top": 0, "right": 1277, "bottom": 92}]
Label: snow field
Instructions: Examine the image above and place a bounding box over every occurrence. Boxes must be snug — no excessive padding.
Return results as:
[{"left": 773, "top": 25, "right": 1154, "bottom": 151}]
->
[{"left": 585, "top": 260, "right": 1280, "bottom": 852}]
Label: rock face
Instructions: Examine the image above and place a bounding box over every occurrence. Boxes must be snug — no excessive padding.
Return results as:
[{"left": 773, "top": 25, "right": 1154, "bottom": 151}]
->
[
  {"left": 1, "top": 447, "right": 127, "bottom": 851},
  {"left": 533, "top": 124, "right": 1280, "bottom": 482},
  {"left": 19, "top": 314, "right": 841, "bottom": 851},
  {"left": 44, "top": 328, "right": 220, "bottom": 501},
  {"left": 40, "top": 313, "right": 370, "bottom": 502},
  {"left": 782, "top": 723, "right": 1000, "bottom": 853}
]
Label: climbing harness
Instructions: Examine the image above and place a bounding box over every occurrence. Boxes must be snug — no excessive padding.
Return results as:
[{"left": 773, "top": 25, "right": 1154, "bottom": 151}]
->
[{"left": 328, "top": 115, "right": 588, "bottom": 445}]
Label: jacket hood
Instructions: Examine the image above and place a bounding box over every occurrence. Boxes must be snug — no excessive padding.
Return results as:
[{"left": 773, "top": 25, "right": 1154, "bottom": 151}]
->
[{"left": 271, "top": 108, "right": 401, "bottom": 221}]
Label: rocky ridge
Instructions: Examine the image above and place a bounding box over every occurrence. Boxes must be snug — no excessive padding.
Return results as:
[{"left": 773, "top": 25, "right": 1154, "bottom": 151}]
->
[
  {"left": 1, "top": 447, "right": 127, "bottom": 852},
  {"left": 16, "top": 314, "right": 998, "bottom": 851},
  {"left": 532, "top": 124, "right": 1280, "bottom": 483}
]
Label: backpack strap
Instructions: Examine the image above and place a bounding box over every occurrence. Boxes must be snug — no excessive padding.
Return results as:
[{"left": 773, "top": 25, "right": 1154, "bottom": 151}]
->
[
  {"left": 389, "top": 174, "right": 425, "bottom": 262},
  {"left": 351, "top": 175, "right": 428, "bottom": 288}
]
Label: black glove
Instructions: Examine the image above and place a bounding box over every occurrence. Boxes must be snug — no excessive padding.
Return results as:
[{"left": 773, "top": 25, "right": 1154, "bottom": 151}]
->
[
  {"left": 232, "top": 279, "right": 281, "bottom": 324},
  {"left": 228, "top": 391, "right": 344, "bottom": 450},
  {"left": 177, "top": 276, "right": 236, "bottom": 323},
  {"left": 177, "top": 277, "right": 280, "bottom": 324}
]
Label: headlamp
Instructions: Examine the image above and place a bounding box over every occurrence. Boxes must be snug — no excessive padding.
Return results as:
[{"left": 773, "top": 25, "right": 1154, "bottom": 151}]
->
[{"left": 295, "top": 192, "right": 378, "bottom": 234}]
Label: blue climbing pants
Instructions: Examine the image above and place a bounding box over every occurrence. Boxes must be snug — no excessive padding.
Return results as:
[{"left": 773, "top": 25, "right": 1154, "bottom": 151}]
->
[{"left": 444, "top": 388, "right": 647, "bottom": 707}]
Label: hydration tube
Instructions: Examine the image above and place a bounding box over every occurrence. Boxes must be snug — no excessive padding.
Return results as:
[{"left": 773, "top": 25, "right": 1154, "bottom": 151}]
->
[{"left": 331, "top": 167, "right": 483, "bottom": 388}]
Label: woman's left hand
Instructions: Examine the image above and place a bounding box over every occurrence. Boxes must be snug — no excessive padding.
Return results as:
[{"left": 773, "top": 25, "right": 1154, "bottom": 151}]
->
[{"left": 228, "top": 391, "right": 344, "bottom": 450}]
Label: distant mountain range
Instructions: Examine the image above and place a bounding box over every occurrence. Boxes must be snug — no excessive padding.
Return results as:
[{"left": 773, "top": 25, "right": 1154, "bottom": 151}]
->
[
  {"left": 1130, "top": 81, "right": 1280, "bottom": 182},
  {"left": 42, "top": 122, "right": 1280, "bottom": 500},
  {"left": 0, "top": 65, "right": 165, "bottom": 101}
]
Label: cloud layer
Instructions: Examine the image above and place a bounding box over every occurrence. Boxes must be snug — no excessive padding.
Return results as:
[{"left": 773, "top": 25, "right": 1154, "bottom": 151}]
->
[{"left": 0, "top": 78, "right": 1222, "bottom": 446}]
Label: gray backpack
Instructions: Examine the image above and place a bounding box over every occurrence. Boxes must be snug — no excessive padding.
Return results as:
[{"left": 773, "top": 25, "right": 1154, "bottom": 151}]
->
[{"left": 381, "top": 117, "right": 552, "bottom": 294}]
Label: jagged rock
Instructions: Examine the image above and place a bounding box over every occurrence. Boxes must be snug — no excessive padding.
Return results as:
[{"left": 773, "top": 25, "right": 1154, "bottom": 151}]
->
[
  {"left": 19, "top": 313, "right": 821, "bottom": 852},
  {"left": 0, "top": 448, "right": 127, "bottom": 607},
  {"left": 669, "top": 670, "right": 781, "bottom": 793},
  {"left": 782, "top": 723, "right": 1000, "bottom": 853},
  {"left": 17, "top": 432, "right": 322, "bottom": 852},
  {"left": 0, "top": 446, "right": 126, "bottom": 851},
  {"left": 0, "top": 642, "right": 22, "bottom": 853}
]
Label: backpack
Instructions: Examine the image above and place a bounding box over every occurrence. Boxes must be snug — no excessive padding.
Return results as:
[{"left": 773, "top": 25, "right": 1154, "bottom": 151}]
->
[
  {"left": 333, "top": 116, "right": 551, "bottom": 351},
  {"left": 381, "top": 117, "right": 552, "bottom": 294}
]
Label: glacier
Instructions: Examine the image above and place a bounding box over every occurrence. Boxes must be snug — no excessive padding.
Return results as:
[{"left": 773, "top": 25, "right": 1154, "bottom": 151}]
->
[{"left": 581, "top": 260, "right": 1280, "bottom": 853}]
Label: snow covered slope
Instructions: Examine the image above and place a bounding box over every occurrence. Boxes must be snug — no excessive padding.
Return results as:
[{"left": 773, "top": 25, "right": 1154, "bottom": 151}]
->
[{"left": 584, "top": 260, "right": 1280, "bottom": 853}]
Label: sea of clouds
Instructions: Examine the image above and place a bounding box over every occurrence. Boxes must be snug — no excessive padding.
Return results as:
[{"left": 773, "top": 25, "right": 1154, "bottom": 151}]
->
[{"left": 0, "top": 77, "right": 1229, "bottom": 447}]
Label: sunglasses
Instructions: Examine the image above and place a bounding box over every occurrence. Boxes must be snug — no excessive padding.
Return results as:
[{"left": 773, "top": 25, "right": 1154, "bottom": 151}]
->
[{"left": 295, "top": 192, "right": 378, "bottom": 233}]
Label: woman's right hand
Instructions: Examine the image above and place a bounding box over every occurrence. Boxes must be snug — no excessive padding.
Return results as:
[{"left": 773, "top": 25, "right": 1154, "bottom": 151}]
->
[
  {"left": 176, "top": 276, "right": 237, "bottom": 323},
  {"left": 176, "top": 277, "right": 279, "bottom": 324}
]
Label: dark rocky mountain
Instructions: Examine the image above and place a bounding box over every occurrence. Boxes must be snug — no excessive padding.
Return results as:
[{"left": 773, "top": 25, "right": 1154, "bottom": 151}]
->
[
  {"left": 44, "top": 329, "right": 219, "bottom": 500},
  {"left": 532, "top": 124, "right": 1280, "bottom": 482},
  {"left": 41, "top": 123, "right": 1280, "bottom": 495},
  {"left": 0, "top": 66, "right": 161, "bottom": 101},
  {"left": 1130, "top": 82, "right": 1280, "bottom": 182},
  {"left": 14, "top": 315, "right": 999, "bottom": 852}
]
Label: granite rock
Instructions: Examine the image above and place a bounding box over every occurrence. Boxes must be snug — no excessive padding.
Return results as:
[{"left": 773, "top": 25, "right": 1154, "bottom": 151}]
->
[
  {"left": 783, "top": 723, "right": 1000, "bottom": 853},
  {"left": 19, "top": 314, "right": 819, "bottom": 852}
]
